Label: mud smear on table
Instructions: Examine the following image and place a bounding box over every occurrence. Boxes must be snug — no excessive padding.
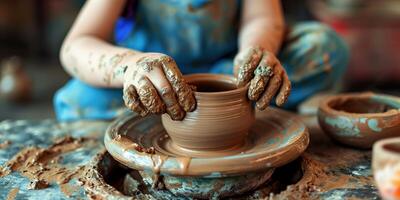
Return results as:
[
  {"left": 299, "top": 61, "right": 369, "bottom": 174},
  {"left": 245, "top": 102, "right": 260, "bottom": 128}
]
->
[
  {"left": 6, "top": 188, "right": 19, "bottom": 200},
  {"left": 0, "top": 136, "right": 97, "bottom": 197},
  {"left": 0, "top": 140, "right": 11, "bottom": 149}
]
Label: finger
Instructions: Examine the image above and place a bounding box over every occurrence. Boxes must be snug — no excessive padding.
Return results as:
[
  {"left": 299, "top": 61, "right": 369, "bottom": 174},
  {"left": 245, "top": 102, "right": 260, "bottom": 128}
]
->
[
  {"left": 160, "top": 87, "right": 185, "bottom": 120},
  {"left": 123, "top": 85, "right": 148, "bottom": 116},
  {"left": 234, "top": 47, "right": 263, "bottom": 87},
  {"left": 276, "top": 70, "right": 291, "bottom": 107},
  {"left": 160, "top": 56, "right": 196, "bottom": 112},
  {"left": 137, "top": 77, "right": 166, "bottom": 114},
  {"left": 256, "top": 67, "right": 283, "bottom": 110},
  {"left": 248, "top": 54, "right": 275, "bottom": 100},
  {"left": 146, "top": 68, "right": 185, "bottom": 120}
]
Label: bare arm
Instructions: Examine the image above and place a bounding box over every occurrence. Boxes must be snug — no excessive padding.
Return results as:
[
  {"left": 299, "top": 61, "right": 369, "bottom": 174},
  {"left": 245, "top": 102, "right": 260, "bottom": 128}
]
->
[
  {"left": 60, "top": 0, "right": 138, "bottom": 88},
  {"left": 238, "top": 0, "right": 285, "bottom": 54},
  {"left": 60, "top": 0, "right": 196, "bottom": 120},
  {"left": 234, "top": 0, "right": 290, "bottom": 109}
]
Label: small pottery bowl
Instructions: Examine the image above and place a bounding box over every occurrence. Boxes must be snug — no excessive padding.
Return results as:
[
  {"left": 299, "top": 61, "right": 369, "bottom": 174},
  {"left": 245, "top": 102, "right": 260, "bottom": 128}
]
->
[
  {"left": 373, "top": 137, "right": 400, "bottom": 200},
  {"left": 161, "top": 73, "right": 255, "bottom": 152},
  {"left": 318, "top": 92, "right": 400, "bottom": 149}
]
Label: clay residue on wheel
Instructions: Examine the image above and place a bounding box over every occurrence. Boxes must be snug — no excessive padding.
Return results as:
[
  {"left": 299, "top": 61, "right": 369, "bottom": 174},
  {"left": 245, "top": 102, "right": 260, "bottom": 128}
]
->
[
  {"left": 150, "top": 154, "right": 169, "bottom": 189},
  {"left": 112, "top": 134, "right": 168, "bottom": 189},
  {"left": 113, "top": 134, "right": 156, "bottom": 154},
  {"left": 0, "top": 136, "right": 96, "bottom": 196}
]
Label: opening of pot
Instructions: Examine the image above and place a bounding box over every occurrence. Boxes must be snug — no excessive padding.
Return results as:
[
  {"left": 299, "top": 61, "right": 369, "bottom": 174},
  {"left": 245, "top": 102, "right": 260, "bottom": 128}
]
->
[
  {"left": 188, "top": 79, "right": 237, "bottom": 93},
  {"left": 328, "top": 97, "right": 395, "bottom": 114}
]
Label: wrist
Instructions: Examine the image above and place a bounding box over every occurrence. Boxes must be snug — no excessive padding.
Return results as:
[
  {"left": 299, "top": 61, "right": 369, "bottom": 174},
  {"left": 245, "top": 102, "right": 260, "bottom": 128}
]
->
[{"left": 109, "top": 51, "right": 140, "bottom": 87}]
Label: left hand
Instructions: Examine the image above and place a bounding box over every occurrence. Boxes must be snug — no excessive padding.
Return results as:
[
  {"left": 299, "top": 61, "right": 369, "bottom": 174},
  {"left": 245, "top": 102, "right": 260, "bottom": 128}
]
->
[{"left": 234, "top": 46, "right": 291, "bottom": 110}]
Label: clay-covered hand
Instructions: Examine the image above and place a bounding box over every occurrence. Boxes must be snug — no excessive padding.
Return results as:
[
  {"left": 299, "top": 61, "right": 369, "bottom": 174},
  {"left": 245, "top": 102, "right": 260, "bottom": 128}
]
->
[
  {"left": 234, "top": 46, "right": 291, "bottom": 110},
  {"left": 123, "top": 53, "right": 196, "bottom": 120}
]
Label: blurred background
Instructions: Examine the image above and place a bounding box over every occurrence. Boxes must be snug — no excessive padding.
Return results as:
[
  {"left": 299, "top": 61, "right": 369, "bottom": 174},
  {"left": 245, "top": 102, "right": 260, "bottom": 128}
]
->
[{"left": 0, "top": 0, "right": 399, "bottom": 120}]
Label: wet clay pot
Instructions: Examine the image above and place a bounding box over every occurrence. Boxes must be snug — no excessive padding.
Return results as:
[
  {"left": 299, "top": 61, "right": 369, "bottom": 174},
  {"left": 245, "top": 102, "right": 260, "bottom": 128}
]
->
[
  {"left": 104, "top": 108, "right": 309, "bottom": 198},
  {"left": 318, "top": 92, "right": 400, "bottom": 149},
  {"left": 162, "top": 74, "right": 255, "bottom": 152},
  {"left": 373, "top": 137, "right": 400, "bottom": 200}
]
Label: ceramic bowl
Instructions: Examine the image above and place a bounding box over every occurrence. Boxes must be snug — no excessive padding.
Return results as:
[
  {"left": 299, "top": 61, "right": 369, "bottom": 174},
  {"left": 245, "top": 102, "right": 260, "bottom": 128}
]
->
[
  {"left": 373, "top": 137, "right": 400, "bottom": 200},
  {"left": 318, "top": 92, "right": 400, "bottom": 149},
  {"left": 161, "top": 73, "right": 255, "bottom": 151}
]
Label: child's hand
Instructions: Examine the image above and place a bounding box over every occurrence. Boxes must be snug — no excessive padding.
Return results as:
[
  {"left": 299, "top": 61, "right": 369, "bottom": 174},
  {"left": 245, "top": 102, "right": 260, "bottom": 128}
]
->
[
  {"left": 123, "top": 53, "right": 196, "bottom": 120},
  {"left": 234, "top": 46, "right": 291, "bottom": 110}
]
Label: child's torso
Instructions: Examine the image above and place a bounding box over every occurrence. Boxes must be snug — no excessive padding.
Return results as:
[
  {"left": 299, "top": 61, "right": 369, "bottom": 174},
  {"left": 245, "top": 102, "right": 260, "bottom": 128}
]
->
[{"left": 115, "top": 0, "right": 241, "bottom": 70}]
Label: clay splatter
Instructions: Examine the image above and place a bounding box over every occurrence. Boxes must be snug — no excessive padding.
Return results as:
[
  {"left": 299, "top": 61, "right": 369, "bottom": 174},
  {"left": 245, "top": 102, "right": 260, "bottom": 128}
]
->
[
  {"left": 6, "top": 188, "right": 19, "bottom": 200},
  {"left": 0, "top": 136, "right": 96, "bottom": 197}
]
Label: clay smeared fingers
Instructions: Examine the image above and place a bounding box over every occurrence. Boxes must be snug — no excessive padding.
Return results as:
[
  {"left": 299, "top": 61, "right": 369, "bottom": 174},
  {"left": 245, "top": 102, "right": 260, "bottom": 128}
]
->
[
  {"left": 146, "top": 68, "right": 185, "bottom": 120},
  {"left": 137, "top": 77, "right": 166, "bottom": 114},
  {"left": 161, "top": 56, "right": 196, "bottom": 112},
  {"left": 275, "top": 71, "right": 291, "bottom": 107},
  {"left": 256, "top": 67, "right": 283, "bottom": 110},
  {"left": 234, "top": 47, "right": 263, "bottom": 87},
  {"left": 248, "top": 61, "right": 274, "bottom": 101},
  {"left": 123, "top": 85, "right": 148, "bottom": 116},
  {"left": 160, "top": 87, "right": 185, "bottom": 120}
]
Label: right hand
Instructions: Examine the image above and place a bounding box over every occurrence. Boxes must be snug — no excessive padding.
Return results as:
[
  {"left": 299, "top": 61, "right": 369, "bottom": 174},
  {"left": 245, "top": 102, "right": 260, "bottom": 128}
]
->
[
  {"left": 234, "top": 46, "right": 291, "bottom": 110},
  {"left": 122, "top": 53, "right": 196, "bottom": 120}
]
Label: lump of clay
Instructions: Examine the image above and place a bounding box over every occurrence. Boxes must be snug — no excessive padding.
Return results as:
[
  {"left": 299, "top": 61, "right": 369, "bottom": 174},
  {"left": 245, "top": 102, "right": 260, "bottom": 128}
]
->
[
  {"left": 28, "top": 179, "right": 50, "bottom": 190},
  {"left": 0, "top": 56, "right": 32, "bottom": 102}
]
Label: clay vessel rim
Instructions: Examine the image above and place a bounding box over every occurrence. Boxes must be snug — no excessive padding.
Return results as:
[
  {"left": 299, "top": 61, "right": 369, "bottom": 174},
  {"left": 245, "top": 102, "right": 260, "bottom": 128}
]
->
[
  {"left": 104, "top": 108, "right": 309, "bottom": 177},
  {"left": 183, "top": 73, "right": 248, "bottom": 97},
  {"left": 319, "top": 92, "right": 400, "bottom": 118},
  {"left": 373, "top": 137, "right": 400, "bottom": 157}
]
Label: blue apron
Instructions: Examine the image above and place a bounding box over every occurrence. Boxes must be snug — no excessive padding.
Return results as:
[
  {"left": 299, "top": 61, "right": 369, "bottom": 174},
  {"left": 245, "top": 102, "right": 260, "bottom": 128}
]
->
[{"left": 115, "top": 0, "right": 240, "bottom": 74}]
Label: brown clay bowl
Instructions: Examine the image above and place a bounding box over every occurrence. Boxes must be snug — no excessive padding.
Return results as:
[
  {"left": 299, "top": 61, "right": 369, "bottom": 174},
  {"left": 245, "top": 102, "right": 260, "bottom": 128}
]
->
[
  {"left": 161, "top": 73, "right": 255, "bottom": 151},
  {"left": 372, "top": 137, "right": 400, "bottom": 200},
  {"left": 318, "top": 92, "right": 400, "bottom": 149}
]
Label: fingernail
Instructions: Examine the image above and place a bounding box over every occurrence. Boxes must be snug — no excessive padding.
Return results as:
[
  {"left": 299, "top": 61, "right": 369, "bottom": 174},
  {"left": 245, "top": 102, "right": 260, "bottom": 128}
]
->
[
  {"left": 256, "top": 102, "right": 268, "bottom": 110},
  {"left": 171, "top": 112, "right": 185, "bottom": 121}
]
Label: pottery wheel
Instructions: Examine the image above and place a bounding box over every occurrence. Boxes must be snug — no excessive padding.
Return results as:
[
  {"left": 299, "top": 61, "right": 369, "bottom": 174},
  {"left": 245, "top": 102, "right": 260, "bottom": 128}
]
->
[{"left": 105, "top": 108, "right": 309, "bottom": 177}]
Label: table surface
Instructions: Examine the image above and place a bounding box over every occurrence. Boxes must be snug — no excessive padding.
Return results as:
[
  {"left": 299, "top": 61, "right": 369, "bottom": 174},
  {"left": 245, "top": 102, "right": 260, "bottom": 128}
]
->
[{"left": 0, "top": 113, "right": 379, "bottom": 200}]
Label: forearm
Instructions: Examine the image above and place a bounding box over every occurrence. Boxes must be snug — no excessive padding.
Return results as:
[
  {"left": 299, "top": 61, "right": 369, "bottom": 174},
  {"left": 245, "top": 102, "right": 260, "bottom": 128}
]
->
[
  {"left": 238, "top": 18, "right": 285, "bottom": 54},
  {"left": 239, "top": 0, "right": 285, "bottom": 54},
  {"left": 59, "top": 0, "right": 132, "bottom": 88},
  {"left": 60, "top": 36, "right": 141, "bottom": 88}
]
